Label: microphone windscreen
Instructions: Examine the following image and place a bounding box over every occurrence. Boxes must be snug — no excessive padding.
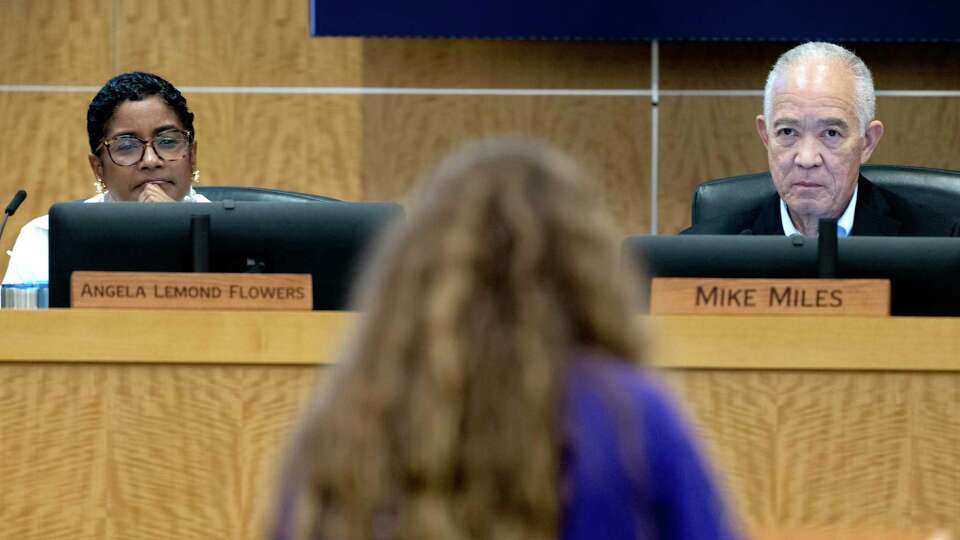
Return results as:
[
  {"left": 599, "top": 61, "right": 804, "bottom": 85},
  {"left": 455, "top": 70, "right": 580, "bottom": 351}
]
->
[{"left": 5, "top": 190, "right": 26, "bottom": 216}]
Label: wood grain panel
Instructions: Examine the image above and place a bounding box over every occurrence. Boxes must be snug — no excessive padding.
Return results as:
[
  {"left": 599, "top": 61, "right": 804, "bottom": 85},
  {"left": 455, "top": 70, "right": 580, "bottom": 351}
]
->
[
  {"left": 854, "top": 43, "right": 960, "bottom": 90},
  {"left": 0, "top": 310, "right": 355, "bottom": 365},
  {"left": 0, "top": 92, "right": 100, "bottom": 279},
  {"left": 660, "top": 42, "right": 960, "bottom": 90},
  {"left": 186, "top": 93, "right": 364, "bottom": 200},
  {"left": 751, "top": 528, "right": 944, "bottom": 540},
  {"left": 4, "top": 358, "right": 958, "bottom": 539},
  {"left": 5, "top": 311, "right": 960, "bottom": 372},
  {"left": 0, "top": 0, "right": 112, "bottom": 85},
  {"left": 908, "top": 375, "right": 960, "bottom": 528},
  {"left": 658, "top": 369, "right": 778, "bottom": 529},
  {"left": 651, "top": 315, "right": 960, "bottom": 372},
  {"left": 0, "top": 364, "right": 108, "bottom": 539},
  {"left": 657, "top": 96, "right": 767, "bottom": 233},
  {"left": 105, "top": 365, "right": 321, "bottom": 539},
  {"left": 659, "top": 42, "right": 796, "bottom": 89},
  {"left": 663, "top": 370, "right": 960, "bottom": 536},
  {"left": 0, "top": 363, "right": 323, "bottom": 540},
  {"left": 771, "top": 373, "right": 911, "bottom": 528},
  {"left": 870, "top": 98, "right": 960, "bottom": 170},
  {"left": 114, "top": 0, "right": 362, "bottom": 87},
  {"left": 362, "top": 95, "right": 651, "bottom": 234},
  {"left": 363, "top": 39, "right": 649, "bottom": 88}
]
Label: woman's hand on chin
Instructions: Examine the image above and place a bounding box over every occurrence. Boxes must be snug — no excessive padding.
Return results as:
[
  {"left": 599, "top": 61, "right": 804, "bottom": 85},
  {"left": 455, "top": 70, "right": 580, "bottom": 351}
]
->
[{"left": 138, "top": 183, "right": 177, "bottom": 203}]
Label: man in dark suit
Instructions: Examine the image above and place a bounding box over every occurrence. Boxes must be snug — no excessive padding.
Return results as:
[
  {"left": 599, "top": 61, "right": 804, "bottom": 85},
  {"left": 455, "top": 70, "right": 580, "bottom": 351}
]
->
[
  {"left": 684, "top": 173, "right": 960, "bottom": 236},
  {"left": 684, "top": 42, "right": 959, "bottom": 237}
]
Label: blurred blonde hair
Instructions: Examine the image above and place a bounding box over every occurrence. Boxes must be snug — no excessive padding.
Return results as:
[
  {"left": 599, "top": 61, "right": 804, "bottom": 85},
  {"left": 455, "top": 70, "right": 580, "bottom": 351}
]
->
[{"left": 276, "top": 138, "right": 646, "bottom": 540}]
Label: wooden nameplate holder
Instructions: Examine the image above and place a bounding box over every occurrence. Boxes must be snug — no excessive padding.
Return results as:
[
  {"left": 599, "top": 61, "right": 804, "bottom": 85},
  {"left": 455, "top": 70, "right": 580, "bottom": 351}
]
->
[
  {"left": 71, "top": 271, "right": 312, "bottom": 310},
  {"left": 650, "top": 278, "right": 890, "bottom": 316}
]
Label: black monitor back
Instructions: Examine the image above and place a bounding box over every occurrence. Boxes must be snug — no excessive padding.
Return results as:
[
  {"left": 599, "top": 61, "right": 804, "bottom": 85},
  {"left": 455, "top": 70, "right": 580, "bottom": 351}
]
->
[
  {"left": 49, "top": 201, "right": 403, "bottom": 309},
  {"left": 624, "top": 235, "right": 960, "bottom": 316}
]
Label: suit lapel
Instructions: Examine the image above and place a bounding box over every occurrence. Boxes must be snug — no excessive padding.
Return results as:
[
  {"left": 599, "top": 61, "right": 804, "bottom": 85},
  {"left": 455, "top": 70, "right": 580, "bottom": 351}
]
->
[
  {"left": 751, "top": 194, "right": 786, "bottom": 235},
  {"left": 850, "top": 176, "right": 901, "bottom": 236},
  {"left": 745, "top": 176, "right": 902, "bottom": 236}
]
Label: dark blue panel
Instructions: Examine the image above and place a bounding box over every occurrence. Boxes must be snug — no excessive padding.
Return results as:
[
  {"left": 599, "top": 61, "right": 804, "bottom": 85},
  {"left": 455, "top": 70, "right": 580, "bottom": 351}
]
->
[{"left": 311, "top": 0, "right": 960, "bottom": 41}]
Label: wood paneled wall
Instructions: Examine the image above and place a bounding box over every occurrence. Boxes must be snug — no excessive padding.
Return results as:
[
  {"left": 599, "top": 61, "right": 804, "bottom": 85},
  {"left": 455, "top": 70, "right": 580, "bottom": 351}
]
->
[{"left": 2, "top": 2, "right": 960, "bottom": 271}]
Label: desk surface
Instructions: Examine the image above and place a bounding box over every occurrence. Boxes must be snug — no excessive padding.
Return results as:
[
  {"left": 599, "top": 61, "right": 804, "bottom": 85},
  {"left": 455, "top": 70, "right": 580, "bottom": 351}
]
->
[{"left": 1, "top": 309, "right": 957, "bottom": 371}]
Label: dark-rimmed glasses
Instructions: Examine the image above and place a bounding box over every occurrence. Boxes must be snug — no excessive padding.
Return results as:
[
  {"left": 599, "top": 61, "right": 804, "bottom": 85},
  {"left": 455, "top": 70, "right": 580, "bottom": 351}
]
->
[{"left": 97, "top": 129, "right": 192, "bottom": 167}]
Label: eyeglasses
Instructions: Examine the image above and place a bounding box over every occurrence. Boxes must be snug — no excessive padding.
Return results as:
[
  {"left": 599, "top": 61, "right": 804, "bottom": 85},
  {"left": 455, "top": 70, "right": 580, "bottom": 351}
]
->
[{"left": 97, "top": 129, "right": 192, "bottom": 167}]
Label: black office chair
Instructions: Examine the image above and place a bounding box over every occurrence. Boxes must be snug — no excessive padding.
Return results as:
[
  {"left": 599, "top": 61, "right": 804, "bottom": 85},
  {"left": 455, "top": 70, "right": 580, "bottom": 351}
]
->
[
  {"left": 195, "top": 186, "right": 342, "bottom": 203},
  {"left": 692, "top": 165, "right": 960, "bottom": 226}
]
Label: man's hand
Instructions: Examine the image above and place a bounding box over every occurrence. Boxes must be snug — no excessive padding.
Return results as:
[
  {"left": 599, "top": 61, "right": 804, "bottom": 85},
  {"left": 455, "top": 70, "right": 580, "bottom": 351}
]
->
[{"left": 138, "top": 183, "right": 176, "bottom": 203}]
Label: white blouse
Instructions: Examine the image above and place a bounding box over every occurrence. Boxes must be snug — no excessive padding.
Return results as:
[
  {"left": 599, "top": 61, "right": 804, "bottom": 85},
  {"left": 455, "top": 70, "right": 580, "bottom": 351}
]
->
[{"left": 2, "top": 189, "right": 211, "bottom": 284}]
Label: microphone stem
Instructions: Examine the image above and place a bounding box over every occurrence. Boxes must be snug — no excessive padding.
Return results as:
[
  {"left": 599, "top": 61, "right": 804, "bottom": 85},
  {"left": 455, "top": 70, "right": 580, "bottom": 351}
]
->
[{"left": 0, "top": 213, "right": 10, "bottom": 246}]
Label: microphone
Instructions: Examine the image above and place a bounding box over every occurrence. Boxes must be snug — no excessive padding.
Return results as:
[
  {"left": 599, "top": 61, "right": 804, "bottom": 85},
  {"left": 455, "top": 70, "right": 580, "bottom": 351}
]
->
[
  {"left": 5, "top": 190, "right": 26, "bottom": 216},
  {"left": 817, "top": 218, "right": 838, "bottom": 279},
  {"left": 0, "top": 190, "right": 27, "bottom": 248}
]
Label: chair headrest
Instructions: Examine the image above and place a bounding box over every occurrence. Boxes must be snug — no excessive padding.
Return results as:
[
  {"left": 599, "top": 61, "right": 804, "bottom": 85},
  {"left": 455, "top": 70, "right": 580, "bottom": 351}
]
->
[
  {"left": 194, "top": 186, "right": 342, "bottom": 203},
  {"left": 692, "top": 165, "right": 960, "bottom": 226}
]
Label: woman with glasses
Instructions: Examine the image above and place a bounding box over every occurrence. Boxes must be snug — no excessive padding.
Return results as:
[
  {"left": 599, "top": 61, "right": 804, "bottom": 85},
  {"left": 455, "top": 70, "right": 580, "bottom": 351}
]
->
[
  {"left": 271, "top": 139, "right": 738, "bottom": 540},
  {"left": 2, "top": 72, "right": 209, "bottom": 285}
]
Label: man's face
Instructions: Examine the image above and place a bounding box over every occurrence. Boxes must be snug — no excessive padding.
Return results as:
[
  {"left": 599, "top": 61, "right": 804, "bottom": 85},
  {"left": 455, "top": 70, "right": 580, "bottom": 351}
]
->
[{"left": 757, "top": 61, "right": 883, "bottom": 222}]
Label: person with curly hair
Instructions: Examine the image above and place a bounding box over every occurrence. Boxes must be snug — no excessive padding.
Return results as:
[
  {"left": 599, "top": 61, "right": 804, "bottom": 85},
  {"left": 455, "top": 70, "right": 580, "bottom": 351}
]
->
[{"left": 272, "top": 139, "right": 738, "bottom": 540}]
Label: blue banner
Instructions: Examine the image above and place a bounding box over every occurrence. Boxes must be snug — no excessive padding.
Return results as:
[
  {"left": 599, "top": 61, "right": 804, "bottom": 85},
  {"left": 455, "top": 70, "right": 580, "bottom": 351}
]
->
[{"left": 311, "top": 0, "right": 960, "bottom": 41}]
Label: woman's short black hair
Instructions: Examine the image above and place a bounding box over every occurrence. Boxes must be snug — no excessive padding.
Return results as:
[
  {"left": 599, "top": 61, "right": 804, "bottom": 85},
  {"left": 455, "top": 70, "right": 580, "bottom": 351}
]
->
[{"left": 87, "top": 72, "right": 195, "bottom": 154}]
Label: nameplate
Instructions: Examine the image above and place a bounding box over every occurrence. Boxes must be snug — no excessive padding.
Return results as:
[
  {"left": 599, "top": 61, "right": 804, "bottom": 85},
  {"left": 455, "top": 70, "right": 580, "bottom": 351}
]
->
[
  {"left": 71, "top": 272, "right": 312, "bottom": 310},
  {"left": 650, "top": 278, "right": 890, "bottom": 316}
]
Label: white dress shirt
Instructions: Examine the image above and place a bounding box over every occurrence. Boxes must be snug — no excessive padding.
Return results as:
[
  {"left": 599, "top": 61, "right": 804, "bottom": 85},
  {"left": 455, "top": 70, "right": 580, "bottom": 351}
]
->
[
  {"left": 780, "top": 185, "right": 858, "bottom": 238},
  {"left": 2, "top": 189, "right": 210, "bottom": 284}
]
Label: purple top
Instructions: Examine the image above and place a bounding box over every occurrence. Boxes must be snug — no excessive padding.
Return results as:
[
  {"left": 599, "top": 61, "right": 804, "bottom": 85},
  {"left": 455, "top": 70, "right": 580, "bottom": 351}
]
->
[
  {"left": 273, "top": 354, "right": 739, "bottom": 540},
  {"left": 563, "top": 353, "right": 738, "bottom": 540}
]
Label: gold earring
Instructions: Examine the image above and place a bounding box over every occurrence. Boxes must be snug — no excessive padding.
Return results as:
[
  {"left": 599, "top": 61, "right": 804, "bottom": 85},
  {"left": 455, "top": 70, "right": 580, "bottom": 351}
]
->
[
  {"left": 191, "top": 169, "right": 200, "bottom": 183},
  {"left": 94, "top": 177, "right": 106, "bottom": 195}
]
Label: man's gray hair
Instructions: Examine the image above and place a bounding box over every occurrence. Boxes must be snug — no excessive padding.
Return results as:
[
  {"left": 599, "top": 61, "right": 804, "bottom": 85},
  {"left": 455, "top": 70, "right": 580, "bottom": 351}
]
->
[{"left": 763, "top": 42, "right": 876, "bottom": 134}]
